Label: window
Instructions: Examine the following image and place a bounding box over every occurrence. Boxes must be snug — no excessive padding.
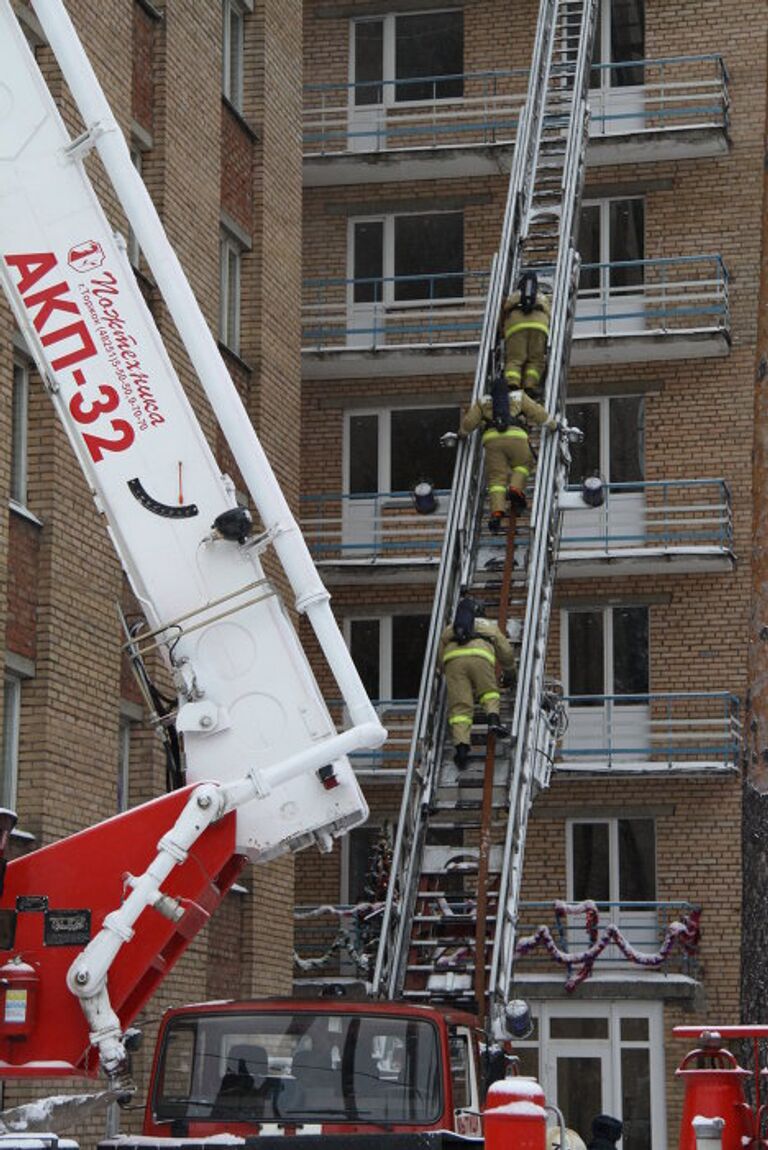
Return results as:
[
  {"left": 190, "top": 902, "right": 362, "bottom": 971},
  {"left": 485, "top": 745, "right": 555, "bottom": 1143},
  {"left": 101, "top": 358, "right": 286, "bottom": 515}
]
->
[
  {"left": 0, "top": 674, "right": 22, "bottom": 811},
  {"left": 219, "top": 230, "right": 243, "bottom": 354},
  {"left": 352, "top": 11, "right": 463, "bottom": 105},
  {"left": 580, "top": 197, "right": 644, "bottom": 292},
  {"left": 127, "top": 142, "right": 145, "bottom": 269},
  {"left": 10, "top": 359, "right": 29, "bottom": 508},
  {"left": 565, "top": 605, "right": 649, "bottom": 702},
  {"left": 346, "top": 614, "right": 430, "bottom": 701},
  {"left": 566, "top": 395, "right": 644, "bottom": 487},
  {"left": 346, "top": 406, "right": 461, "bottom": 495},
  {"left": 117, "top": 713, "right": 134, "bottom": 813},
  {"left": 222, "top": 0, "right": 249, "bottom": 112},
  {"left": 569, "top": 817, "right": 656, "bottom": 904},
  {"left": 514, "top": 1002, "right": 663, "bottom": 1150},
  {"left": 591, "top": 0, "right": 645, "bottom": 90},
  {"left": 350, "top": 212, "right": 464, "bottom": 305}
]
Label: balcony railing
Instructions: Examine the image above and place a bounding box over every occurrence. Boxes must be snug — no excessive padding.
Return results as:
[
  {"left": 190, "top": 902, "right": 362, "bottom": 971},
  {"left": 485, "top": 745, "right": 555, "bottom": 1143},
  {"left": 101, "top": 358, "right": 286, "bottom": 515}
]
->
[
  {"left": 560, "top": 477, "right": 733, "bottom": 556},
  {"left": 515, "top": 900, "right": 701, "bottom": 982},
  {"left": 301, "top": 479, "right": 733, "bottom": 568},
  {"left": 302, "top": 255, "right": 729, "bottom": 354},
  {"left": 328, "top": 699, "right": 417, "bottom": 776},
  {"left": 303, "top": 55, "right": 728, "bottom": 157},
  {"left": 557, "top": 691, "right": 740, "bottom": 773},
  {"left": 301, "top": 489, "right": 450, "bottom": 564},
  {"left": 293, "top": 899, "right": 701, "bottom": 983},
  {"left": 325, "top": 692, "right": 739, "bottom": 777}
]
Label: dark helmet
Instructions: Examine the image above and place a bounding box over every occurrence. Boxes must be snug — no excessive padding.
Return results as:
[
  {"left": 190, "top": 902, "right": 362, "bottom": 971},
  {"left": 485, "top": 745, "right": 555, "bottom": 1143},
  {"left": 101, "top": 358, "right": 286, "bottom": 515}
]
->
[{"left": 518, "top": 270, "right": 539, "bottom": 314}]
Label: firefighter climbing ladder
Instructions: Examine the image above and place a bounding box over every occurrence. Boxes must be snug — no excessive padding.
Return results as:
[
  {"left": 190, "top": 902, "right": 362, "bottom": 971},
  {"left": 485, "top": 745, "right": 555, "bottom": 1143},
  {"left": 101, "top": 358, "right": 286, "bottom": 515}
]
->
[{"left": 372, "top": 0, "right": 598, "bottom": 1036}]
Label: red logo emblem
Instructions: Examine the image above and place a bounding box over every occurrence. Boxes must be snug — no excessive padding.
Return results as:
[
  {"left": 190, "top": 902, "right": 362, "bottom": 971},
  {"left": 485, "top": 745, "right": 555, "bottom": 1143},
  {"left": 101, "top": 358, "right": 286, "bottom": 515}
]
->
[{"left": 68, "top": 240, "right": 106, "bottom": 273}]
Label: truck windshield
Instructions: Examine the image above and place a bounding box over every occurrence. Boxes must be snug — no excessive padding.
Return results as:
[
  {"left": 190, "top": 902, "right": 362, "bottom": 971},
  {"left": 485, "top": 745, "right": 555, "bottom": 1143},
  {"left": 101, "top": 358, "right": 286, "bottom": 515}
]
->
[{"left": 153, "top": 1011, "right": 443, "bottom": 1127}]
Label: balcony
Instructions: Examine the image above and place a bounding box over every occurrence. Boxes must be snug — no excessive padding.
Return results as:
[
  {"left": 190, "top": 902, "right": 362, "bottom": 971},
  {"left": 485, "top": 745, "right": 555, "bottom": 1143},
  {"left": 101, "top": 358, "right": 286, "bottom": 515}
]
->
[
  {"left": 556, "top": 691, "right": 740, "bottom": 775},
  {"left": 514, "top": 900, "right": 701, "bottom": 989},
  {"left": 302, "top": 479, "right": 735, "bottom": 580},
  {"left": 328, "top": 699, "right": 416, "bottom": 778},
  {"left": 557, "top": 478, "right": 735, "bottom": 576},
  {"left": 292, "top": 900, "right": 701, "bottom": 991},
  {"left": 301, "top": 255, "right": 730, "bottom": 379},
  {"left": 303, "top": 56, "right": 729, "bottom": 185}
]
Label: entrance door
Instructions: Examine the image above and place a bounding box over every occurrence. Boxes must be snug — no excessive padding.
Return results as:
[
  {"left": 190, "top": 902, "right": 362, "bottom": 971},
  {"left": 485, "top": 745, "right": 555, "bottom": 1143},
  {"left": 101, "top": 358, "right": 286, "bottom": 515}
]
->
[
  {"left": 561, "top": 395, "right": 645, "bottom": 550},
  {"left": 589, "top": 0, "right": 645, "bottom": 137},
  {"left": 548, "top": 1050, "right": 610, "bottom": 1146}
]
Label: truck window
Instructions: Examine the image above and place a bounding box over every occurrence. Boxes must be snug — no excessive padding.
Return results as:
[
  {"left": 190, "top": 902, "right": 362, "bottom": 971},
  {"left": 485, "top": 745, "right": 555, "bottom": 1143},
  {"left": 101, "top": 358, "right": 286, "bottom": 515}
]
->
[
  {"left": 152, "top": 1011, "right": 443, "bottom": 1127},
  {"left": 448, "top": 1029, "right": 470, "bottom": 1110}
]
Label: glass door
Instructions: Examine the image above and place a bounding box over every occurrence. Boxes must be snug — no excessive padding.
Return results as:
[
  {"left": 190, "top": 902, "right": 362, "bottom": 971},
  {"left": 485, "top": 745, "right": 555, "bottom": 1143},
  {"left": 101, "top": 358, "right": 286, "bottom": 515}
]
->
[
  {"left": 561, "top": 605, "right": 650, "bottom": 763},
  {"left": 578, "top": 199, "right": 645, "bottom": 335},
  {"left": 589, "top": 0, "right": 645, "bottom": 137},
  {"left": 561, "top": 395, "right": 645, "bottom": 549}
]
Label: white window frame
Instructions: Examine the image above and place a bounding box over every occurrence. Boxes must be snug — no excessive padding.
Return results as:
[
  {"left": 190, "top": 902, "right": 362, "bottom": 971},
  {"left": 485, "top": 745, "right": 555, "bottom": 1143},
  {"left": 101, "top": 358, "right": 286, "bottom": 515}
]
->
[
  {"left": 581, "top": 195, "right": 645, "bottom": 289},
  {"left": 1, "top": 675, "right": 21, "bottom": 812},
  {"left": 349, "top": 10, "right": 464, "bottom": 110},
  {"left": 566, "top": 816, "right": 657, "bottom": 904},
  {"left": 565, "top": 394, "right": 645, "bottom": 483},
  {"left": 561, "top": 603, "right": 650, "bottom": 699},
  {"left": 10, "top": 357, "right": 30, "bottom": 510},
  {"left": 347, "top": 211, "right": 464, "bottom": 310},
  {"left": 514, "top": 1001, "right": 666, "bottom": 1150},
  {"left": 222, "top": 0, "right": 251, "bottom": 113},
  {"left": 219, "top": 229, "right": 243, "bottom": 354},
  {"left": 591, "top": 0, "right": 645, "bottom": 89},
  {"left": 343, "top": 613, "right": 429, "bottom": 704},
  {"left": 343, "top": 403, "right": 461, "bottom": 496},
  {"left": 117, "top": 707, "right": 142, "bottom": 814}
]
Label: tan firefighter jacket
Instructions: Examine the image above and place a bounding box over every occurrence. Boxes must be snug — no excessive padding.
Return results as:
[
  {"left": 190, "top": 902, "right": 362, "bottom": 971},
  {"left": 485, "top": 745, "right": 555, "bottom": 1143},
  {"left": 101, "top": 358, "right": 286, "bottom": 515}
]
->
[
  {"left": 459, "top": 393, "right": 557, "bottom": 440},
  {"left": 439, "top": 617, "right": 517, "bottom": 674}
]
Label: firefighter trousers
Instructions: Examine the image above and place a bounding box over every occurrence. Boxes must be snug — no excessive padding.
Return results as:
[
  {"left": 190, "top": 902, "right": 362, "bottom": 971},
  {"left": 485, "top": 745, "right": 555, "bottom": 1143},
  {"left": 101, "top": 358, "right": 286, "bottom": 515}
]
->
[
  {"left": 484, "top": 431, "right": 534, "bottom": 515},
  {"left": 445, "top": 655, "right": 500, "bottom": 747},
  {"left": 505, "top": 327, "right": 548, "bottom": 391}
]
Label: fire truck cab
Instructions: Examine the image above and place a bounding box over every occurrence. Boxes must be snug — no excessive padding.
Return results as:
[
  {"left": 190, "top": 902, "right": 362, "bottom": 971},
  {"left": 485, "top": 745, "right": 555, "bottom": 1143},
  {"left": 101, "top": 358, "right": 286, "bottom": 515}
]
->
[{"left": 143, "top": 998, "right": 485, "bottom": 1141}]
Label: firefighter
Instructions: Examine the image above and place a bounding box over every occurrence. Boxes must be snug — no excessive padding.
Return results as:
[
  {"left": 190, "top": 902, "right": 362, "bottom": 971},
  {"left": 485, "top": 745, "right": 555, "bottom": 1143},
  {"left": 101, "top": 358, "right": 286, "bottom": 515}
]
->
[
  {"left": 439, "top": 596, "right": 517, "bottom": 771},
  {"left": 441, "top": 377, "right": 558, "bottom": 530},
  {"left": 502, "top": 270, "right": 551, "bottom": 392}
]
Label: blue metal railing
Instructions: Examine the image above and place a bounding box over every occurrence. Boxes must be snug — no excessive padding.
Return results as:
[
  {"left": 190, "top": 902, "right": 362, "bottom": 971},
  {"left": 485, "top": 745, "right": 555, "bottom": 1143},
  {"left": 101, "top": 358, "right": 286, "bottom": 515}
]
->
[
  {"left": 515, "top": 900, "right": 701, "bottom": 978},
  {"left": 303, "top": 55, "right": 728, "bottom": 156},
  {"left": 324, "top": 692, "right": 739, "bottom": 773},
  {"left": 559, "top": 477, "right": 733, "bottom": 552},
  {"left": 302, "top": 255, "right": 729, "bottom": 351},
  {"left": 558, "top": 690, "right": 740, "bottom": 770},
  {"left": 301, "top": 478, "right": 733, "bottom": 563}
]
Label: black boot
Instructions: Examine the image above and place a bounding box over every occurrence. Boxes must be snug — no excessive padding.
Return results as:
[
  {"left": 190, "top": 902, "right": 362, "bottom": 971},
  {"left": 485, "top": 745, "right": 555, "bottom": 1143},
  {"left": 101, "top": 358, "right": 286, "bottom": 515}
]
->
[
  {"left": 454, "top": 743, "right": 470, "bottom": 770},
  {"left": 487, "top": 714, "right": 510, "bottom": 739},
  {"left": 488, "top": 513, "right": 502, "bottom": 534},
  {"left": 508, "top": 488, "right": 527, "bottom": 513}
]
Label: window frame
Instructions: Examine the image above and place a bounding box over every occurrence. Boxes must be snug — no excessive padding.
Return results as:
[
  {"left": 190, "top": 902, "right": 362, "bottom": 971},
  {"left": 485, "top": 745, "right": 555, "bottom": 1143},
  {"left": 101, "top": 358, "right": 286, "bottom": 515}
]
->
[
  {"left": 343, "top": 612, "right": 431, "bottom": 703},
  {"left": 0, "top": 673, "right": 21, "bottom": 812},
  {"left": 590, "top": 0, "right": 645, "bottom": 91},
  {"left": 343, "top": 403, "right": 461, "bottom": 496},
  {"left": 580, "top": 195, "right": 645, "bottom": 294},
  {"left": 219, "top": 229, "right": 244, "bottom": 354},
  {"left": 349, "top": 9, "right": 464, "bottom": 109},
  {"left": 566, "top": 816, "right": 657, "bottom": 905},
  {"left": 10, "top": 356, "right": 30, "bottom": 510},
  {"left": 347, "top": 210, "right": 465, "bottom": 309},
  {"left": 117, "top": 707, "right": 141, "bottom": 814},
  {"left": 222, "top": 0, "right": 251, "bottom": 113},
  {"left": 561, "top": 603, "right": 650, "bottom": 700},
  {"left": 565, "top": 393, "right": 645, "bottom": 485}
]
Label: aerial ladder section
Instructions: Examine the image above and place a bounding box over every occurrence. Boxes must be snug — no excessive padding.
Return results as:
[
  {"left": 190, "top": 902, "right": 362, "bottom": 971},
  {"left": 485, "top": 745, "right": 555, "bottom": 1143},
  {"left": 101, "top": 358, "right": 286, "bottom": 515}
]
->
[
  {"left": 0, "top": 0, "right": 385, "bottom": 1082},
  {"left": 372, "top": 0, "right": 598, "bottom": 1037}
]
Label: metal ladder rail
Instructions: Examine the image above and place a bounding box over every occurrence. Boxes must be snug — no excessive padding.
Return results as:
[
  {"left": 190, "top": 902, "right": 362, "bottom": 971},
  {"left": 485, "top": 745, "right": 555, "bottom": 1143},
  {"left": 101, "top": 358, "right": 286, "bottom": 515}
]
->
[
  {"left": 488, "top": 0, "right": 598, "bottom": 1031},
  {"left": 371, "top": 257, "right": 499, "bottom": 999},
  {"left": 373, "top": 0, "right": 577, "bottom": 1004}
]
